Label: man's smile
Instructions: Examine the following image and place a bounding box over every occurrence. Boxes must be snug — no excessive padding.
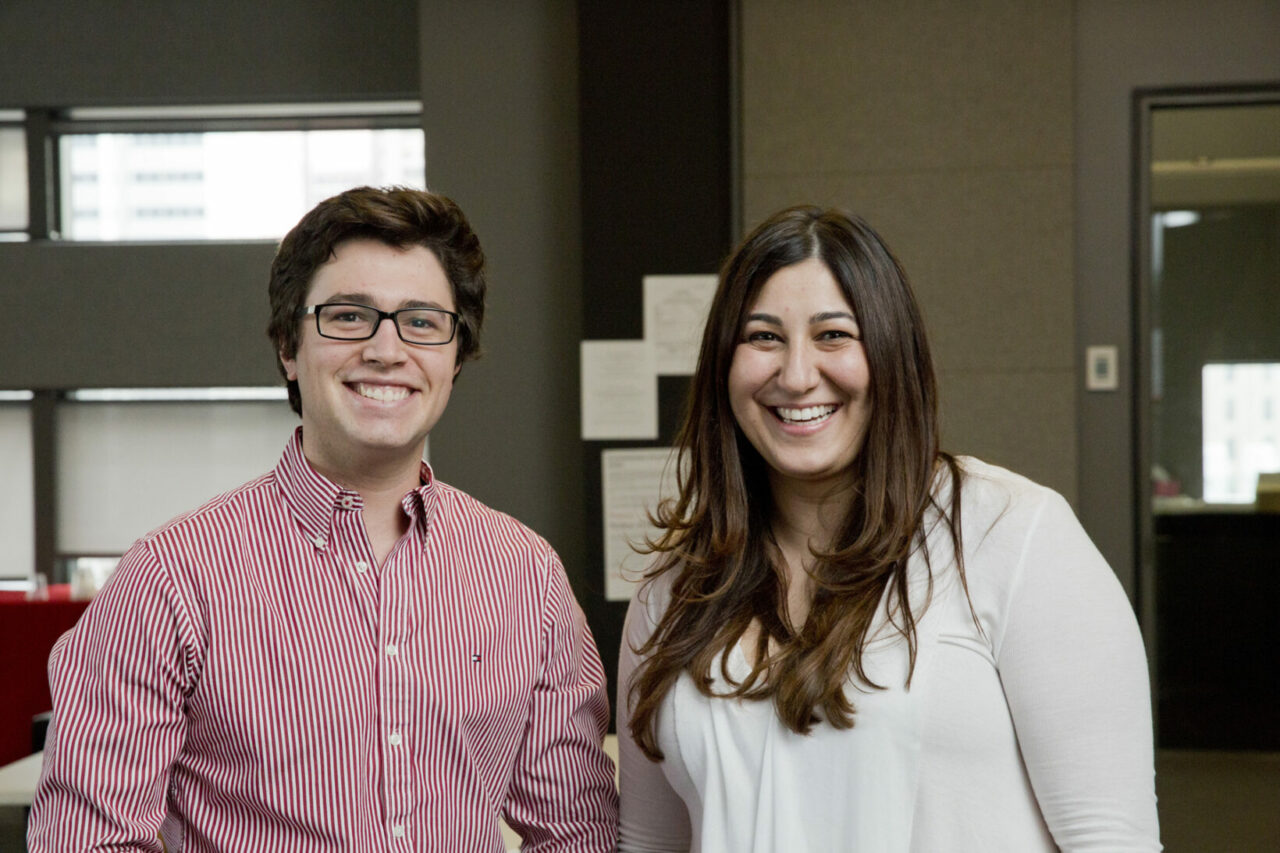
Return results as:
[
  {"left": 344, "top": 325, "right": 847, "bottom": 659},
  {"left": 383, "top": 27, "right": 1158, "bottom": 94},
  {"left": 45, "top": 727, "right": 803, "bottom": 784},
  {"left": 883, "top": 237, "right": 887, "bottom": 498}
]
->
[{"left": 349, "top": 382, "right": 414, "bottom": 402}]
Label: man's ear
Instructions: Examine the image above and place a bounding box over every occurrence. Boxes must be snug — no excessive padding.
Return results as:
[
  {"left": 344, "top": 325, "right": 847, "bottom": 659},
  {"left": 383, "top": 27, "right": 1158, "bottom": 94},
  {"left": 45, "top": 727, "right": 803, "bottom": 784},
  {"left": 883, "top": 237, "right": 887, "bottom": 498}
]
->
[{"left": 280, "top": 349, "right": 297, "bottom": 381}]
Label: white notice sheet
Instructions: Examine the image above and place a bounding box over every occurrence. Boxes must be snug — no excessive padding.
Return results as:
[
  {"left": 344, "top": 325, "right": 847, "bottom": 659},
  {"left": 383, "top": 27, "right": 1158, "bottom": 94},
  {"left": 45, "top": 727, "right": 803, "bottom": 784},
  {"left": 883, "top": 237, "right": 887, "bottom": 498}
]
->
[
  {"left": 602, "top": 447, "right": 681, "bottom": 601},
  {"left": 580, "top": 340, "right": 658, "bottom": 440},
  {"left": 643, "top": 274, "right": 718, "bottom": 375}
]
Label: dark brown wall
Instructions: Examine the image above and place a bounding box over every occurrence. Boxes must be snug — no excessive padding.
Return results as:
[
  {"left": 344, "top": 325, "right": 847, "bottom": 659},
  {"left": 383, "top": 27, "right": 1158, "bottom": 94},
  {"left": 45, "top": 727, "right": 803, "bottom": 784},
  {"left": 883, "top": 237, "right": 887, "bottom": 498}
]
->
[{"left": 0, "top": 0, "right": 418, "bottom": 107}]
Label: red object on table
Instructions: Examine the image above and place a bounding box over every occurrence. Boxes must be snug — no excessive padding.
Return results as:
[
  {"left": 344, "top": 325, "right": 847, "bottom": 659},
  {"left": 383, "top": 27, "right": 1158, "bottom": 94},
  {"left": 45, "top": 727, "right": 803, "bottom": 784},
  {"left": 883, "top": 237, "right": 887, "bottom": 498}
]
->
[{"left": 0, "top": 585, "right": 91, "bottom": 765}]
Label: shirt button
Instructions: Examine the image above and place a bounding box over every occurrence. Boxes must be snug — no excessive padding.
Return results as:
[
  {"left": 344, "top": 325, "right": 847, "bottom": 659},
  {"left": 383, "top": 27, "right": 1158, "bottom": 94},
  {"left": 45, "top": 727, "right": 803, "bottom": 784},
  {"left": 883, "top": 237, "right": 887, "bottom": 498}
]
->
[
  {"left": 391, "top": 824, "right": 405, "bottom": 838},
  {"left": 355, "top": 561, "right": 369, "bottom": 573},
  {"left": 389, "top": 731, "right": 402, "bottom": 746},
  {"left": 312, "top": 535, "right": 326, "bottom": 550},
  {"left": 340, "top": 496, "right": 356, "bottom": 509},
  {"left": 385, "top": 643, "right": 398, "bottom": 657}
]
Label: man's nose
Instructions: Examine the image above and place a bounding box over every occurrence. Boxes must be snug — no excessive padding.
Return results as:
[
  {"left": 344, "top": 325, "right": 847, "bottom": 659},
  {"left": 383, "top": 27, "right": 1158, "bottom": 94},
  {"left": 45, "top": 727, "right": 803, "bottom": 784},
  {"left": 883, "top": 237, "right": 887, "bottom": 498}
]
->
[{"left": 361, "top": 316, "right": 408, "bottom": 362}]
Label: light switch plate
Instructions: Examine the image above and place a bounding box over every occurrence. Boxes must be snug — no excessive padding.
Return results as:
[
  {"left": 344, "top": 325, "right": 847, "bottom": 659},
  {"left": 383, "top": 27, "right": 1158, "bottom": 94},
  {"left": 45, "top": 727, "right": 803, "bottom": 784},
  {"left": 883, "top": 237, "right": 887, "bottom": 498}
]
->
[{"left": 1086, "top": 345, "right": 1119, "bottom": 391}]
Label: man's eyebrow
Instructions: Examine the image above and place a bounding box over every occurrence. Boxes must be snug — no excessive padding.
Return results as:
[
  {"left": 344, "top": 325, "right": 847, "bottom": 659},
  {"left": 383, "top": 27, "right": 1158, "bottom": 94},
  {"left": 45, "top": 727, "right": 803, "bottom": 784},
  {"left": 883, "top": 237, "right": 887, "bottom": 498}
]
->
[
  {"left": 323, "top": 291, "right": 375, "bottom": 305},
  {"left": 321, "top": 293, "right": 452, "bottom": 311},
  {"left": 399, "top": 299, "right": 452, "bottom": 310}
]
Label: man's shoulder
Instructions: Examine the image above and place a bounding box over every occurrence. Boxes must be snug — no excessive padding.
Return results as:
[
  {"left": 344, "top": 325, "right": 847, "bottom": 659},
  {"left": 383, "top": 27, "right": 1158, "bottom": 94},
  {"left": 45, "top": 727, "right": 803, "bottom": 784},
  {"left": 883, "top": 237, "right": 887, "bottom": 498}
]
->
[{"left": 431, "top": 480, "right": 557, "bottom": 560}]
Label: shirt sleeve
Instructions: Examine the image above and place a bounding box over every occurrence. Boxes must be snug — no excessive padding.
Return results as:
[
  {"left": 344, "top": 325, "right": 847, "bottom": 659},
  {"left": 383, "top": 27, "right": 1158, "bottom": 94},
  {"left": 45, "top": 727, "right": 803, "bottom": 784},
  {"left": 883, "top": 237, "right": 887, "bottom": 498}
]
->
[
  {"left": 27, "top": 541, "right": 200, "bottom": 853},
  {"left": 616, "top": 582, "right": 694, "bottom": 853},
  {"left": 994, "top": 491, "right": 1162, "bottom": 851},
  {"left": 502, "top": 552, "right": 620, "bottom": 852}
]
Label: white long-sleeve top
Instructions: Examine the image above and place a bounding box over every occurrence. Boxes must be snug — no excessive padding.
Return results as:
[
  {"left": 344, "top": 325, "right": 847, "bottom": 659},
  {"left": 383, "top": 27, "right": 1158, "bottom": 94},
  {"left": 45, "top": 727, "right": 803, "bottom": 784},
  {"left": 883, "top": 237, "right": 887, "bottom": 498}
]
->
[{"left": 617, "top": 458, "right": 1161, "bottom": 852}]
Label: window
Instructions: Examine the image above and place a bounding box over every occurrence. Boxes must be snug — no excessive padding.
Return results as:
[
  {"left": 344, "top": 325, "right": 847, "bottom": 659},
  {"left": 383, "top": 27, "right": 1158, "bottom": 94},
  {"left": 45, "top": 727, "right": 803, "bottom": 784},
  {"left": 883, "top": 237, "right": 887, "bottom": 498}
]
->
[
  {"left": 0, "top": 397, "right": 34, "bottom": 580},
  {"left": 55, "top": 389, "right": 299, "bottom": 581},
  {"left": 11, "top": 102, "right": 425, "bottom": 241},
  {"left": 5, "top": 100, "right": 426, "bottom": 585},
  {"left": 60, "top": 126, "right": 423, "bottom": 240},
  {"left": 0, "top": 111, "right": 27, "bottom": 236},
  {"left": 1203, "top": 363, "right": 1280, "bottom": 503}
]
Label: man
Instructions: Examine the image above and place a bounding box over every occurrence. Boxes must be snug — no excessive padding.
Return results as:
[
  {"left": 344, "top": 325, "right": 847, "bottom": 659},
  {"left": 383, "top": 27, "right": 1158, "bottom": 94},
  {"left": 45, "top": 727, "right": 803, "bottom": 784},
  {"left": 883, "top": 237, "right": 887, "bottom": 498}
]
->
[{"left": 29, "top": 187, "right": 619, "bottom": 851}]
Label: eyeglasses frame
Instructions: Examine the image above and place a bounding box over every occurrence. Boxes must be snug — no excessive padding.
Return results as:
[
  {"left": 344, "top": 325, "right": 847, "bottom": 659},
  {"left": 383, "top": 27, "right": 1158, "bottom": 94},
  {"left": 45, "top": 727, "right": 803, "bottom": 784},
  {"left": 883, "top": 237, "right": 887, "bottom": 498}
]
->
[{"left": 298, "top": 302, "right": 460, "bottom": 347}]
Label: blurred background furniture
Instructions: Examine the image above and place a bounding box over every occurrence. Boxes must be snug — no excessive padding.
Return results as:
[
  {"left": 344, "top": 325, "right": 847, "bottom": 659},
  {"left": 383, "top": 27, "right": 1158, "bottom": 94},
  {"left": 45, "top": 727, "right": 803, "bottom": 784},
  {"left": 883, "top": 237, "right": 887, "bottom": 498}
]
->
[{"left": 0, "top": 585, "right": 90, "bottom": 766}]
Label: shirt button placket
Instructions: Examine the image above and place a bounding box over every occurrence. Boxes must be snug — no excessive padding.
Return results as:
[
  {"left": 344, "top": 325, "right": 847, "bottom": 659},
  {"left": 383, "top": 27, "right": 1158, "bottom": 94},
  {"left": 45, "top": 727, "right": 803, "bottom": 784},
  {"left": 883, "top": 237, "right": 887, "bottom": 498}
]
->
[
  {"left": 387, "top": 722, "right": 407, "bottom": 837},
  {"left": 382, "top": 543, "right": 416, "bottom": 846}
]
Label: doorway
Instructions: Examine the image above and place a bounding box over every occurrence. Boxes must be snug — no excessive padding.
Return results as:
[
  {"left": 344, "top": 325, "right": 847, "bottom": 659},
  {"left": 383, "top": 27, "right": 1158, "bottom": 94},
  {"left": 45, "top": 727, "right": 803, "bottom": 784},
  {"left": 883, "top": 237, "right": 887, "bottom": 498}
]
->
[{"left": 1134, "top": 89, "right": 1280, "bottom": 751}]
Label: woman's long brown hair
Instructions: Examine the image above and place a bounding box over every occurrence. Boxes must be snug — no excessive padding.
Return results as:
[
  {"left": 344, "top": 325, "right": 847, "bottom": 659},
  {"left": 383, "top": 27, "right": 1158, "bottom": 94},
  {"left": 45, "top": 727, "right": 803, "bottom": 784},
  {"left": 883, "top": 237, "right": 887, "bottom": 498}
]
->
[{"left": 628, "top": 206, "right": 966, "bottom": 760}]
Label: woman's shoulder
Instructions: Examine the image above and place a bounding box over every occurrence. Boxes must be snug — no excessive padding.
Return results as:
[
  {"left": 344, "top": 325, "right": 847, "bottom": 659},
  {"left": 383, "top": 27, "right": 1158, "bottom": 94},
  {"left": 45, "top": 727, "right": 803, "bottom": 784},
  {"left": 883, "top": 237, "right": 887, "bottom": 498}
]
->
[
  {"left": 951, "top": 455, "right": 1067, "bottom": 522},
  {"left": 944, "top": 456, "right": 1084, "bottom": 576},
  {"left": 621, "top": 561, "right": 681, "bottom": 651},
  {"left": 632, "top": 560, "right": 678, "bottom": 619}
]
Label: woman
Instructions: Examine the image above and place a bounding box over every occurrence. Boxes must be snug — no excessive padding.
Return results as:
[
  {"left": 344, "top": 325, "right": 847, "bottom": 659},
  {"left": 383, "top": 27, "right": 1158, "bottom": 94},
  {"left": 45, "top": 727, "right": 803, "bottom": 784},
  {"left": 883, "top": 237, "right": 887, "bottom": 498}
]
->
[{"left": 617, "top": 206, "right": 1160, "bottom": 851}]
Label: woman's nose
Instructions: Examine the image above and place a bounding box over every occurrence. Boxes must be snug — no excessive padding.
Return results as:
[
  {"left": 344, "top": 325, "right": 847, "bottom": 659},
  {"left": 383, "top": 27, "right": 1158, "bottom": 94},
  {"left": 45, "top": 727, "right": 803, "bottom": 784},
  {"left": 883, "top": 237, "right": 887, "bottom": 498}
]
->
[{"left": 776, "top": 342, "right": 819, "bottom": 393}]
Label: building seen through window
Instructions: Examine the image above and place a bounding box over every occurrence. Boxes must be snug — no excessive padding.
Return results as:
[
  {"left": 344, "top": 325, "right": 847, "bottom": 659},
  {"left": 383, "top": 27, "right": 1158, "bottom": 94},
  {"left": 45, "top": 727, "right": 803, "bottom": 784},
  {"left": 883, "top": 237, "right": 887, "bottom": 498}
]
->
[
  {"left": 1202, "top": 362, "right": 1280, "bottom": 503},
  {"left": 0, "top": 113, "right": 28, "bottom": 235},
  {"left": 60, "top": 127, "right": 424, "bottom": 240}
]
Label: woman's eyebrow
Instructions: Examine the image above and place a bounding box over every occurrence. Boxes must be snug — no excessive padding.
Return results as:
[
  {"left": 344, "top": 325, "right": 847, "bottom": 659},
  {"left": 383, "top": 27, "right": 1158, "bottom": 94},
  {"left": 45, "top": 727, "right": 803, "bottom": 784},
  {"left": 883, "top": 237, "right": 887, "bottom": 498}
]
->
[
  {"left": 811, "top": 310, "right": 857, "bottom": 323},
  {"left": 744, "top": 310, "right": 858, "bottom": 325}
]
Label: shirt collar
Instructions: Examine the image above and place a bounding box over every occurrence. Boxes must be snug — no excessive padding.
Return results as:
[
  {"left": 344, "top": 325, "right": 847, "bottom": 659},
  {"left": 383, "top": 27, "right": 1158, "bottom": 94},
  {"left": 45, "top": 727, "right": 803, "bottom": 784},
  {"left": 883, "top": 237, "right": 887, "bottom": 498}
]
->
[{"left": 274, "top": 428, "right": 440, "bottom": 547}]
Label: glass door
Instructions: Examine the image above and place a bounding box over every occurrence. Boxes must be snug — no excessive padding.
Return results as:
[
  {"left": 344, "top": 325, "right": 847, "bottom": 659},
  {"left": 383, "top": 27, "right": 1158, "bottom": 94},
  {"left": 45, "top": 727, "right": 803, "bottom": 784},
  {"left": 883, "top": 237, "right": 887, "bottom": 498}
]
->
[{"left": 1137, "top": 93, "right": 1280, "bottom": 750}]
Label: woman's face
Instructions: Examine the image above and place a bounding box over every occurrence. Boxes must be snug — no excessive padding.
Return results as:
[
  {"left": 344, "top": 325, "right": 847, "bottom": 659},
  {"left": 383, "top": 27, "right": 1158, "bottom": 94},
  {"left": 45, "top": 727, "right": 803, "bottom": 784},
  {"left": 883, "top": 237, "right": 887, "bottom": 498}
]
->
[{"left": 727, "top": 256, "right": 872, "bottom": 494}]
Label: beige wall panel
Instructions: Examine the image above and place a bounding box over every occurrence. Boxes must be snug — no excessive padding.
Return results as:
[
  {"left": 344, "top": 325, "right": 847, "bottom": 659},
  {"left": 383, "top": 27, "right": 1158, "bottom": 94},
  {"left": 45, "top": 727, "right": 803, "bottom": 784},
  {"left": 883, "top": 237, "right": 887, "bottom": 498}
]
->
[
  {"left": 741, "top": 0, "right": 1077, "bottom": 504},
  {"left": 938, "top": 368, "right": 1078, "bottom": 502},
  {"left": 743, "top": 167, "right": 1073, "bottom": 373},
  {"left": 741, "top": 0, "right": 1073, "bottom": 176}
]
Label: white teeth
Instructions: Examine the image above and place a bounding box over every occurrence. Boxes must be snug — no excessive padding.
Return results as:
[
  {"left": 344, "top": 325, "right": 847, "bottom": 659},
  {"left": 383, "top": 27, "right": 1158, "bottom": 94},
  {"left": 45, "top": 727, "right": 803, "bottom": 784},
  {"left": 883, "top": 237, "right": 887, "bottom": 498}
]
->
[
  {"left": 355, "top": 383, "right": 411, "bottom": 402},
  {"left": 776, "top": 404, "right": 836, "bottom": 424}
]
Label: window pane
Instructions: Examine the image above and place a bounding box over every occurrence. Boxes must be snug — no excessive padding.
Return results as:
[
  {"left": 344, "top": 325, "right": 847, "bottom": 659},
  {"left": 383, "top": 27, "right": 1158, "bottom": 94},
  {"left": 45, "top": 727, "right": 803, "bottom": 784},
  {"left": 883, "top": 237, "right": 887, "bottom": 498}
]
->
[
  {"left": 0, "top": 126, "right": 28, "bottom": 231},
  {"left": 59, "top": 127, "right": 425, "bottom": 240},
  {"left": 0, "top": 405, "right": 35, "bottom": 578},
  {"left": 1202, "top": 363, "right": 1280, "bottom": 503},
  {"left": 56, "top": 399, "right": 300, "bottom": 553}
]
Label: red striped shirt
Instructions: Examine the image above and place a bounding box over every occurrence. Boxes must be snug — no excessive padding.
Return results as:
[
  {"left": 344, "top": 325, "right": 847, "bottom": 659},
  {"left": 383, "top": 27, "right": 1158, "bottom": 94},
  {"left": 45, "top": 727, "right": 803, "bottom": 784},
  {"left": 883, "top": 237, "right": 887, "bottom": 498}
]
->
[{"left": 28, "top": 430, "right": 619, "bottom": 851}]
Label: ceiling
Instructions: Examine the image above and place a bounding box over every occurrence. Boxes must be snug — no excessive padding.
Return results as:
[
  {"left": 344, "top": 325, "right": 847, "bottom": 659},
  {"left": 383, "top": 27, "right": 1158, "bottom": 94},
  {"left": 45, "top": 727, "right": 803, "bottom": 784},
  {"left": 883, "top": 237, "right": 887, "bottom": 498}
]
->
[{"left": 1151, "top": 102, "right": 1280, "bottom": 208}]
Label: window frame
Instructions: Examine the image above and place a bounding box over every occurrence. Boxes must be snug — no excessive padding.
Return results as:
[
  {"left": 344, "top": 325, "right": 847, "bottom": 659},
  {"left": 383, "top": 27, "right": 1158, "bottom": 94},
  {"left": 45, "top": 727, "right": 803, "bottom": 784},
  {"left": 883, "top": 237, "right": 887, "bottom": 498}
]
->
[
  {"left": 5, "top": 100, "right": 424, "bottom": 583},
  {"left": 13, "top": 101, "right": 424, "bottom": 242}
]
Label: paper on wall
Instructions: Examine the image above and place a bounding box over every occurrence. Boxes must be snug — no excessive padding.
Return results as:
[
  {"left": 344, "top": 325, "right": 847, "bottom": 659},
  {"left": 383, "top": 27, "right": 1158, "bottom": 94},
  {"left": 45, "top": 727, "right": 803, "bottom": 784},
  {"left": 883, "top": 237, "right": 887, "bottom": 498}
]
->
[
  {"left": 643, "top": 274, "right": 718, "bottom": 376},
  {"left": 580, "top": 340, "right": 658, "bottom": 440},
  {"left": 602, "top": 446, "right": 683, "bottom": 601}
]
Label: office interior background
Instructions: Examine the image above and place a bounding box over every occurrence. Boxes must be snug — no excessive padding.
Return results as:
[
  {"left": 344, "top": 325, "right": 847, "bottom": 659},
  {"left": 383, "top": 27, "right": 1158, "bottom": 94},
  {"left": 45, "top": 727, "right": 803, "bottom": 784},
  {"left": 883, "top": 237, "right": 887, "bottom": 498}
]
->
[{"left": 1, "top": 1, "right": 1278, "bottom": 850}]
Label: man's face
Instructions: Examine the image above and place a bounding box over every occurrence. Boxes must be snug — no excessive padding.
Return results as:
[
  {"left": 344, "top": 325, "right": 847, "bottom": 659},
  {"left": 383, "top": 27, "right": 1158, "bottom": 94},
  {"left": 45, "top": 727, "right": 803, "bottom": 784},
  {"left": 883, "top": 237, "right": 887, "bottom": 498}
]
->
[{"left": 280, "top": 238, "right": 460, "bottom": 481}]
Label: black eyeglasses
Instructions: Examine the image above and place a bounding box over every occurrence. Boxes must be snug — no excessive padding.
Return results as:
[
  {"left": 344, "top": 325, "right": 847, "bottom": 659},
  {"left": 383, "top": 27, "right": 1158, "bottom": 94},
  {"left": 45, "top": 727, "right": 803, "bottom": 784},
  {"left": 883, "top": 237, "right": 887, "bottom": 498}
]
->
[{"left": 299, "top": 303, "right": 460, "bottom": 346}]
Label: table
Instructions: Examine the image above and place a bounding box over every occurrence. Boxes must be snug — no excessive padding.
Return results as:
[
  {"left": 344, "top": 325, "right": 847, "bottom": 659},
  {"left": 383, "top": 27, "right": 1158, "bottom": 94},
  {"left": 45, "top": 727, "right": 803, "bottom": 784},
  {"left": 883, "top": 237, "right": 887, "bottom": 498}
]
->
[
  {"left": 0, "top": 588, "right": 91, "bottom": 765},
  {"left": 0, "top": 751, "right": 40, "bottom": 807}
]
